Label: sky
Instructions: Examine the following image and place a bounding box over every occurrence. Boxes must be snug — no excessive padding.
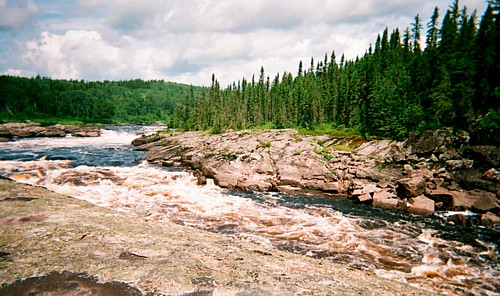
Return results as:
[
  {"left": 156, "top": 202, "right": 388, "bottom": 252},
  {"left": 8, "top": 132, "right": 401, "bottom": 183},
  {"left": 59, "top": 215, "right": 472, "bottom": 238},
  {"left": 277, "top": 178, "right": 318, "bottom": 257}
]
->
[{"left": 0, "top": 0, "right": 489, "bottom": 86}]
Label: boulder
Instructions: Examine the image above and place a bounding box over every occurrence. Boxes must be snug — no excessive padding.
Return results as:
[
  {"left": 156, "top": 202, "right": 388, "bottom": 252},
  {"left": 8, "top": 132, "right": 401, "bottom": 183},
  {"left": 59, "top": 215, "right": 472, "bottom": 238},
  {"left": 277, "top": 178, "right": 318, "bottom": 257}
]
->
[
  {"left": 396, "top": 176, "right": 426, "bottom": 198},
  {"left": 407, "top": 130, "right": 448, "bottom": 154},
  {"left": 482, "top": 168, "right": 499, "bottom": 181},
  {"left": 38, "top": 127, "right": 67, "bottom": 137},
  {"left": 372, "top": 190, "right": 399, "bottom": 209},
  {"left": 446, "top": 213, "right": 471, "bottom": 227},
  {"left": 357, "top": 193, "right": 373, "bottom": 204},
  {"left": 132, "top": 134, "right": 161, "bottom": 146},
  {"left": 465, "top": 145, "right": 500, "bottom": 167},
  {"left": 403, "top": 164, "right": 413, "bottom": 175},
  {"left": 427, "top": 189, "right": 455, "bottom": 208},
  {"left": 450, "top": 191, "right": 474, "bottom": 211},
  {"left": 407, "top": 195, "right": 435, "bottom": 216},
  {"left": 446, "top": 159, "right": 473, "bottom": 171},
  {"left": 481, "top": 212, "right": 500, "bottom": 227},
  {"left": 471, "top": 191, "right": 499, "bottom": 213}
]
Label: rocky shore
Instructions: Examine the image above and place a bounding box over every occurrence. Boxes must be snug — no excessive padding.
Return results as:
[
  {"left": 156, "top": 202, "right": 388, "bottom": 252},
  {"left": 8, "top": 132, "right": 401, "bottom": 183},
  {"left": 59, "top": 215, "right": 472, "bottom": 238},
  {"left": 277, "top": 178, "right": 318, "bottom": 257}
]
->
[
  {"left": 133, "top": 129, "right": 500, "bottom": 226},
  {"left": 0, "top": 178, "right": 432, "bottom": 295},
  {"left": 0, "top": 122, "right": 100, "bottom": 140}
]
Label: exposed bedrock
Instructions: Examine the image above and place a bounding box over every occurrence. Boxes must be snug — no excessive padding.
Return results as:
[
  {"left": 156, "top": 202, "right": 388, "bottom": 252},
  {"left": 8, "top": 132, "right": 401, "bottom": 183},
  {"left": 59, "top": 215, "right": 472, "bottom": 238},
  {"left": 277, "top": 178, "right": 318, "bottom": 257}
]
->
[{"left": 134, "top": 129, "right": 500, "bottom": 225}]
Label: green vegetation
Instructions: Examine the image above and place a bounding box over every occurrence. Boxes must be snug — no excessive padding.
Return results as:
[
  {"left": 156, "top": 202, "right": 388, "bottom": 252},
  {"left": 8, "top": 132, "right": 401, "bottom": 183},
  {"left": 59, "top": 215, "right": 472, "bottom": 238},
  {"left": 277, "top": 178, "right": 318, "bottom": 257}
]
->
[
  {"left": 1, "top": 0, "right": 499, "bottom": 140},
  {"left": 0, "top": 76, "right": 202, "bottom": 125},
  {"left": 332, "top": 145, "right": 354, "bottom": 153},
  {"left": 174, "top": 1, "right": 500, "bottom": 139},
  {"left": 256, "top": 141, "right": 271, "bottom": 149}
]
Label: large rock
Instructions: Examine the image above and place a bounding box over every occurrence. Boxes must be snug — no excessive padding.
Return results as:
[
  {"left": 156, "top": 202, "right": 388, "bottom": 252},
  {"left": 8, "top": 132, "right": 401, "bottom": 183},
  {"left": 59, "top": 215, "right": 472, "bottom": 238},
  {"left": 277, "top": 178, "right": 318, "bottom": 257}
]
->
[
  {"left": 372, "top": 190, "right": 399, "bottom": 209},
  {"left": 0, "top": 123, "right": 100, "bottom": 138},
  {"left": 407, "top": 195, "right": 435, "bottom": 216},
  {"left": 407, "top": 130, "right": 448, "bottom": 155},
  {"left": 465, "top": 145, "right": 500, "bottom": 167},
  {"left": 450, "top": 191, "right": 475, "bottom": 211},
  {"left": 396, "top": 176, "right": 426, "bottom": 198},
  {"left": 481, "top": 212, "right": 500, "bottom": 227},
  {"left": 471, "top": 191, "right": 499, "bottom": 213},
  {"left": 427, "top": 189, "right": 455, "bottom": 208}
]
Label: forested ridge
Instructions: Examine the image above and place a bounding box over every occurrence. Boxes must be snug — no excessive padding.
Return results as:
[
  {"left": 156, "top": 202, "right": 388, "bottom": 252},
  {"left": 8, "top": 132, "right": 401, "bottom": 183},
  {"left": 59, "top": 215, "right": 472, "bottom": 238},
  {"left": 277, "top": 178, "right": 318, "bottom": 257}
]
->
[
  {"left": 0, "top": 76, "right": 200, "bottom": 125},
  {"left": 173, "top": 0, "right": 500, "bottom": 139},
  {"left": 1, "top": 0, "right": 499, "bottom": 139}
]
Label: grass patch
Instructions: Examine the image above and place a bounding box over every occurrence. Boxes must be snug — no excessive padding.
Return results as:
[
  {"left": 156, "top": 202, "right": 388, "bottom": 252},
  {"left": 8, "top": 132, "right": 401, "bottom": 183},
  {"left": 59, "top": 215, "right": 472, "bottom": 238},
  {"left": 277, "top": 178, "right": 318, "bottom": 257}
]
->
[
  {"left": 332, "top": 145, "right": 354, "bottom": 152},
  {"left": 256, "top": 141, "right": 271, "bottom": 149},
  {"left": 298, "top": 123, "right": 361, "bottom": 138},
  {"left": 292, "top": 151, "right": 301, "bottom": 156}
]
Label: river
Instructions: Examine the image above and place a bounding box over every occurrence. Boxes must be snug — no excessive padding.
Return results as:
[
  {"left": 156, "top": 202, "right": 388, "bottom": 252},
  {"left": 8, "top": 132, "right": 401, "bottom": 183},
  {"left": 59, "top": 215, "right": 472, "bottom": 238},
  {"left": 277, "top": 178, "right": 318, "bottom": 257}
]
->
[{"left": 0, "top": 126, "right": 498, "bottom": 295}]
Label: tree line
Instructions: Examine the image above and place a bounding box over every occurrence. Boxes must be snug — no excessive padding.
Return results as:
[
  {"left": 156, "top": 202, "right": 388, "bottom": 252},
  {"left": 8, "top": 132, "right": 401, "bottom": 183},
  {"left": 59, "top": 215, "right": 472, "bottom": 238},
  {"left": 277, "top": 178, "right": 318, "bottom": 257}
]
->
[
  {"left": 0, "top": 76, "right": 198, "bottom": 125},
  {"left": 172, "top": 0, "right": 500, "bottom": 139}
]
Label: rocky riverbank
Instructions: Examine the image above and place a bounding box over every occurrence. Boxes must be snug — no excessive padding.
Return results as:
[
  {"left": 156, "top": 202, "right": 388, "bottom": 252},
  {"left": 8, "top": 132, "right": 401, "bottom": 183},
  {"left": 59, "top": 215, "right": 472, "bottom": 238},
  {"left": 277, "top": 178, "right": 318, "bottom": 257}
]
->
[
  {"left": 133, "top": 129, "right": 500, "bottom": 226},
  {"left": 0, "top": 122, "right": 100, "bottom": 140},
  {"left": 0, "top": 178, "right": 432, "bottom": 295}
]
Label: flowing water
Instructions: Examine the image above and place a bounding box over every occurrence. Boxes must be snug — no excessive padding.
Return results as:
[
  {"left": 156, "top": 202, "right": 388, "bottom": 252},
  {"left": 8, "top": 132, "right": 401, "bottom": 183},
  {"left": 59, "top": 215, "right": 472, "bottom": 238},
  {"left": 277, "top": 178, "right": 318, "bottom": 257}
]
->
[{"left": 0, "top": 126, "right": 498, "bottom": 295}]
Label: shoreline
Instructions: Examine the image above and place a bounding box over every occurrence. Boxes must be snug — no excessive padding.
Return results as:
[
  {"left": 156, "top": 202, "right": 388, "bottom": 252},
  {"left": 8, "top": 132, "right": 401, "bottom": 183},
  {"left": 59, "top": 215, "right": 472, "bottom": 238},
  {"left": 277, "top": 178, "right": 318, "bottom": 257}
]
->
[
  {"left": 133, "top": 128, "right": 500, "bottom": 226},
  {"left": 0, "top": 178, "right": 433, "bottom": 295}
]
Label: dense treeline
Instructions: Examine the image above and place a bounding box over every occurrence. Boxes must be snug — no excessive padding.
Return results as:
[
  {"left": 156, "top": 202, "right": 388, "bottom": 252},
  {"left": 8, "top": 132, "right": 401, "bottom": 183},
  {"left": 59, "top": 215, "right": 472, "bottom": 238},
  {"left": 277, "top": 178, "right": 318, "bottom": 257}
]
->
[
  {"left": 0, "top": 75, "right": 199, "bottom": 124},
  {"left": 173, "top": 0, "right": 500, "bottom": 139}
]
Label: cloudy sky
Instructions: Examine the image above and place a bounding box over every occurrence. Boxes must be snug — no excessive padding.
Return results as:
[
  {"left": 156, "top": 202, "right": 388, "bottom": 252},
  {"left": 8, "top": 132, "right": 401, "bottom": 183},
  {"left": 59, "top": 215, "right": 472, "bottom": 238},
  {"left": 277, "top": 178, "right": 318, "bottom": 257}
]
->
[{"left": 0, "top": 0, "right": 488, "bottom": 86}]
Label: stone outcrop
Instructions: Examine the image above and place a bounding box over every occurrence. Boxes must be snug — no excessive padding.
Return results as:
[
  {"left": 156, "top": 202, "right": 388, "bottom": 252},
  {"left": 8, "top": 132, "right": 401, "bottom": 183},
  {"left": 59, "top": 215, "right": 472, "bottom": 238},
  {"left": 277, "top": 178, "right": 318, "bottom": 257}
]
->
[
  {"left": 0, "top": 123, "right": 100, "bottom": 140},
  {"left": 134, "top": 129, "right": 500, "bottom": 224},
  {"left": 0, "top": 178, "right": 432, "bottom": 296}
]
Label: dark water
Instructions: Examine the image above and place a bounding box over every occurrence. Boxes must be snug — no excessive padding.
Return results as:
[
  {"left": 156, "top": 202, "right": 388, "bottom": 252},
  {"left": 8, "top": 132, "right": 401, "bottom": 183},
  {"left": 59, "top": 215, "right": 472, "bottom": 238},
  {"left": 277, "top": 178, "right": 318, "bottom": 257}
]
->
[{"left": 0, "top": 126, "right": 498, "bottom": 295}]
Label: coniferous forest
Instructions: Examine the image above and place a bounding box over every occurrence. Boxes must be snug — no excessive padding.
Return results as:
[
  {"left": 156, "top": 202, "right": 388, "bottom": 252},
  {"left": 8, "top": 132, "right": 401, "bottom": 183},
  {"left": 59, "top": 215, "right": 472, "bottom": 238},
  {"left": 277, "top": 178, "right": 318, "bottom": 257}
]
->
[
  {"left": 1, "top": 0, "right": 499, "bottom": 139},
  {"left": 172, "top": 0, "right": 500, "bottom": 139},
  {"left": 0, "top": 77, "right": 198, "bottom": 125}
]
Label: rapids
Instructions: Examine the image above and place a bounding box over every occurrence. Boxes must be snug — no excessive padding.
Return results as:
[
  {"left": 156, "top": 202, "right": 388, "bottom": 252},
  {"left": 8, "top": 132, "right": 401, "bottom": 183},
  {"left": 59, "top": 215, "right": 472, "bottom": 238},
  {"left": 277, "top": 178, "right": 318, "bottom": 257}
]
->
[{"left": 0, "top": 126, "right": 498, "bottom": 295}]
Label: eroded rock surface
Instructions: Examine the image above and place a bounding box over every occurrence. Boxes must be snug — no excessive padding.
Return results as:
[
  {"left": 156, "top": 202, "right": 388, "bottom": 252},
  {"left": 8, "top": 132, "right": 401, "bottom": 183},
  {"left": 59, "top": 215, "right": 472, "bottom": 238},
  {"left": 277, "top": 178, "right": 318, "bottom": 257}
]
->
[
  {"left": 0, "top": 178, "right": 431, "bottom": 295},
  {"left": 134, "top": 129, "right": 500, "bottom": 223}
]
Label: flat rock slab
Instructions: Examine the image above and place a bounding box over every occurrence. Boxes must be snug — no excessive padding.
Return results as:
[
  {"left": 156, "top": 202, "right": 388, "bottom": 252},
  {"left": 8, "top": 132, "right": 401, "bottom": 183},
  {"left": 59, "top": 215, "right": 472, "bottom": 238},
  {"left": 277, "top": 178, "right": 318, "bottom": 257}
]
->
[{"left": 0, "top": 178, "right": 432, "bottom": 295}]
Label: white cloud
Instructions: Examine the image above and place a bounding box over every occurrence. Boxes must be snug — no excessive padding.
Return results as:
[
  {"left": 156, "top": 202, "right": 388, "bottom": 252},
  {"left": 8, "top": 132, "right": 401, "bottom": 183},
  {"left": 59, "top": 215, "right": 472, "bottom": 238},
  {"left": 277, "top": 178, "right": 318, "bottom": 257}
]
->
[
  {"left": 0, "top": 0, "right": 39, "bottom": 30},
  {"left": 0, "top": 0, "right": 489, "bottom": 86}
]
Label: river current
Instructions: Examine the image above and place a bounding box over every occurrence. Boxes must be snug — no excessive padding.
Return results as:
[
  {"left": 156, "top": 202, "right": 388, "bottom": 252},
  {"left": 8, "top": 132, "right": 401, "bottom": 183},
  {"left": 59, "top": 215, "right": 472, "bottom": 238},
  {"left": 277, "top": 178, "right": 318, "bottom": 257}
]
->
[{"left": 0, "top": 126, "right": 498, "bottom": 295}]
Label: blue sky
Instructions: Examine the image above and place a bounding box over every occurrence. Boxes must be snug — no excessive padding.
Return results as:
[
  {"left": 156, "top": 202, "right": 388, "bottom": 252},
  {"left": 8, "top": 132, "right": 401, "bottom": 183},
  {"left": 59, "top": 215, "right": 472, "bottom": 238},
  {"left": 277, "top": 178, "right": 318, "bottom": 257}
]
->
[{"left": 0, "top": 0, "right": 489, "bottom": 86}]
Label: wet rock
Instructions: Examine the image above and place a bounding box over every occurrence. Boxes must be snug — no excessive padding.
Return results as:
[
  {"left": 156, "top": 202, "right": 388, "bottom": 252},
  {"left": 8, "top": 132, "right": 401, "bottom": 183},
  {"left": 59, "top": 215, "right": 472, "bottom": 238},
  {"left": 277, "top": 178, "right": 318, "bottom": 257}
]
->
[
  {"left": 0, "top": 123, "right": 100, "bottom": 138},
  {"left": 481, "top": 212, "right": 500, "bottom": 227},
  {"left": 482, "top": 168, "right": 500, "bottom": 182},
  {"left": 0, "top": 178, "right": 433, "bottom": 296},
  {"left": 446, "top": 213, "right": 471, "bottom": 227},
  {"left": 407, "top": 195, "right": 435, "bottom": 216},
  {"left": 397, "top": 177, "right": 426, "bottom": 198},
  {"left": 131, "top": 134, "right": 161, "bottom": 146},
  {"left": 0, "top": 271, "right": 144, "bottom": 296}
]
